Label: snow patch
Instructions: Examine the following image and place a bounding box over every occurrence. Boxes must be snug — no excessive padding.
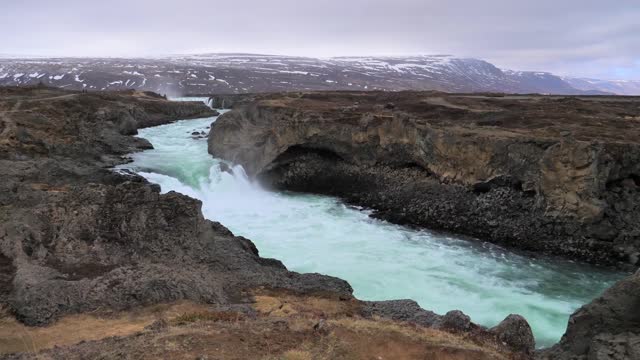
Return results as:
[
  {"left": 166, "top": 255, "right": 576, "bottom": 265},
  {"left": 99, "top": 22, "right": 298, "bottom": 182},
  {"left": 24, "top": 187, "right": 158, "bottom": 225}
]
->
[{"left": 278, "top": 70, "right": 309, "bottom": 75}]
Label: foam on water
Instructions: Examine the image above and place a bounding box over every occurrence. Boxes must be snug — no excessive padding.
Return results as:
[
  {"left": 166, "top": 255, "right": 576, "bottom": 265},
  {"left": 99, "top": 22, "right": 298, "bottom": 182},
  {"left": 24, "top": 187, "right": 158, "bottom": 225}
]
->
[{"left": 119, "top": 98, "right": 625, "bottom": 348}]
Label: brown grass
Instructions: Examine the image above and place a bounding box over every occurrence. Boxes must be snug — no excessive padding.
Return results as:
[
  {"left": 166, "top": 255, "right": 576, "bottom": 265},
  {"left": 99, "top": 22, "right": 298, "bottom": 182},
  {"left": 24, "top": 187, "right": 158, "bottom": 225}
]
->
[
  {"left": 252, "top": 292, "right": 357, "bottom": 318},
  {"left": 0, "top": 293, "right": 517, "bottom": 360},
  {"left": 252, "top": 293, "right": 512, "bottom": 360},
  {"left": 0, "top": 301, "right": 212, "bottom": 355},
  {"left": 331, "top": 317, "right": 503, "bottom": 355},
  {"left": 261, "top": 316, "right": 511, "bottom": 360},
  {"left": 0, "top": 305, "right": 11, "bottom": 323},
  {"left": 170, "top": 311, "right": 244, "bottom": 326},
  {"left": 280, "top": 349, "right": 314, "bottom": 360}
]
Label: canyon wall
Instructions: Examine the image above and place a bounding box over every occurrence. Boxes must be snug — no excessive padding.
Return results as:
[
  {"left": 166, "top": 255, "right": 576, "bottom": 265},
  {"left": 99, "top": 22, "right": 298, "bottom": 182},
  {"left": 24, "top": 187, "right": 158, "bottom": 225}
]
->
[
  {"left": 0, "top": 87, "right": 350, "bottom": 326},
  {"left": 209, "top": 91, "right": 640, "bottom": 268},
  {"left": 1, "top": 87, "right": 537, "bottom": 358}
]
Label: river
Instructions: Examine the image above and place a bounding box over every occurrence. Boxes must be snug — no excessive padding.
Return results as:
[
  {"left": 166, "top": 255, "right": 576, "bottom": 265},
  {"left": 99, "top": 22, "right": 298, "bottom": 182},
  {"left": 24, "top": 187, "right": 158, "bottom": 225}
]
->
[{"left": 117, "top": 98, "right": 624, "bottom": 347}]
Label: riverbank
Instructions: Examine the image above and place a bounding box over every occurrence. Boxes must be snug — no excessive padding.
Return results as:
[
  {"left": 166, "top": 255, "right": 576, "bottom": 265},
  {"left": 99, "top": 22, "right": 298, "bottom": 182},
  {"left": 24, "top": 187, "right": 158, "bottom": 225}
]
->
[
  {"left": 126, "top": 112, "right": 621, "bottom": 347},
  {"left": 208, "top": 91, "right": 640, "bottom": 269},
  {"left": 0, "top": 87, "right": 534, "bottom": 358}
]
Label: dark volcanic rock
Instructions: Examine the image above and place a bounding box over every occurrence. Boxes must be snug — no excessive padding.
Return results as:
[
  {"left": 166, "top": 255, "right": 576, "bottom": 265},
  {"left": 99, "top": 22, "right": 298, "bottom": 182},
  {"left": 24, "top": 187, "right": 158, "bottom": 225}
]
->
[
  {"left": 435, "top": 310, "right": 472, "bottom": 332},
  {"left": 5, "top": 181, "right": 350, "bottom": 325},
  {"left": 538, "top": 270, "right": 640, "bottom": 360},
  {"left": 208, "top": 93, "right": 260, "bottom": 109},
  {"left": 208, "top": 91, "right": 640, "bottom": 268},
  {"left": 361, "top": 299, "right": 441, "bottom": 327},
  {"left": 143, "top": 318, "right": 169, "bottom": 332},
  {"left": 491, "top": 314, "right": 535, "bottom": 356},
  {"left": 218, "top": 162, "right": 232, "bottom": 174},
  {"left": 361, "top": 300, "right": 537, "bottom": 355},
  {"left": 0, "top": 86, "right": 351, "bottom": 326},
  {"left": 0, "top": 86, "right": 538, "bottom": 360}
]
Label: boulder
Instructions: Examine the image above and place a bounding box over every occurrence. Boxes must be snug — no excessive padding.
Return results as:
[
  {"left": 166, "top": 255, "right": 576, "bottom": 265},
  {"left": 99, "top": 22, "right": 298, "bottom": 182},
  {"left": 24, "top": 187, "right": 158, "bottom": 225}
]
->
[
  {"left": 490, "top": 314, "right": 535, "bottom": 355},
  {"left": 435, "top": 310, "right": 472, "bottom": 332}
]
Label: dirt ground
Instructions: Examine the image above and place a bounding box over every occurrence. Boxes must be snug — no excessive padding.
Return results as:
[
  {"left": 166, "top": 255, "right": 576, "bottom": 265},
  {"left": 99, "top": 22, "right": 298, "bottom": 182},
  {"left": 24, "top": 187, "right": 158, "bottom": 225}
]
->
[
  {"left": 255, "top": 91, "right": 640, "bottom": 143},
  {"left": 0, "top": 292, "right": 520, "bottom": 360}
]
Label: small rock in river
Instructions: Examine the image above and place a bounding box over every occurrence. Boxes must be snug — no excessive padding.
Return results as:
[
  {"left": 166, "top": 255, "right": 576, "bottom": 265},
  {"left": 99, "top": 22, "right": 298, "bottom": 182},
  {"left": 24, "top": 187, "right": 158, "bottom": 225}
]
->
[{"left": 219, "top": 162, "right": 232, "bottom": 174}]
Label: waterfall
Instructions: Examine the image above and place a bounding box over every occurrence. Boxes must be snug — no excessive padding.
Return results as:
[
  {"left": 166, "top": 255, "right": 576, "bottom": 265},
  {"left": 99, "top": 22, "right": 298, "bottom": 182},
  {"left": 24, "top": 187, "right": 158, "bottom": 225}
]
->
[{"left": 115, "top": 98, "right": 625, "bottom": 348}]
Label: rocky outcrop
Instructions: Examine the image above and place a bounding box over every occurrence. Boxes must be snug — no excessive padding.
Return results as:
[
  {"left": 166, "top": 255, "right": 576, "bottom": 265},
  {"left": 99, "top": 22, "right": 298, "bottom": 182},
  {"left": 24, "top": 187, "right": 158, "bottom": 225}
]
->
[
  {"left": 0, "top": 87, "right": 349, "bottom": 326},
  {"left": 537, "top": 270, "right": 640, "bottom": 359},
  {"left": 208, "top": 93, "right": 259, "bottom": 109},
  {"left": 0, "top": 87, "right": 535, "bottom": 359},
  {"left": 208, "top": 91, "right": 640, "bottom": 268},
  {"left": 492, "top": 315, "right": 536, "bottom": 356},
  {"left": 362, "top": 300, "right": 534, "bottom": 356}
]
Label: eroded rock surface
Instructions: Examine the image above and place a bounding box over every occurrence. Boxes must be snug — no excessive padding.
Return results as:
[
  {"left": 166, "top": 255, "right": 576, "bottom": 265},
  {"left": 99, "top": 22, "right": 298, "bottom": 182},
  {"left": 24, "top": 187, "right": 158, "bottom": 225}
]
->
[
  {"left": 208, "top": 91, "right": 640, "bottom": 268},
  {"left": 492, "top": 315, "right": 536, "bottom": 356},
  {"left": 0, "top": 87, "right": 351, "bottom": 326},
  {"left": 537, "top": 270, "right": 640, "bottom": 359},
  {"left": 0, "top": 87, "right": 537, "bottom": 359}
]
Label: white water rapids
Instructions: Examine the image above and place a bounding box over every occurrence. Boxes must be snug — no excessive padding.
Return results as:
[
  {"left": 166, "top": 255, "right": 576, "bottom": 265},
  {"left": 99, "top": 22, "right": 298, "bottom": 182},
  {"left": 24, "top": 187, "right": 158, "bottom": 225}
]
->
[{"left": 118, "top": 98, "right": 624, "bottom": 347}]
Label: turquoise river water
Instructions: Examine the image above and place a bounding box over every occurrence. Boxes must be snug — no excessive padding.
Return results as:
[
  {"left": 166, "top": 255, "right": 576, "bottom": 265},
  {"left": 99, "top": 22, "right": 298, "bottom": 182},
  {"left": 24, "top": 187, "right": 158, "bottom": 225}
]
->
[{"left": 118, "top": 98, "right": 624, "bottom": 347}]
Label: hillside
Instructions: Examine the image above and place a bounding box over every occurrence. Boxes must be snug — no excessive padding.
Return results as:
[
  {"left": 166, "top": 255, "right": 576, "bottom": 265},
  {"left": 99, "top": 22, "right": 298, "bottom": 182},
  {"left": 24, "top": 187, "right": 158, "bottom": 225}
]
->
[{"left": 0, "top": 54, "right": 616, "bottom": 95}]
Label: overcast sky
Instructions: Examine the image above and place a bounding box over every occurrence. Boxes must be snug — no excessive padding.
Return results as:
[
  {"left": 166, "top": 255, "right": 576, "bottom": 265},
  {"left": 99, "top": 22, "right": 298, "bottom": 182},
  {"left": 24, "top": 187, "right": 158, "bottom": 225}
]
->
[{"left": 2, "top": 0, "right": 639, "bottom": 79}]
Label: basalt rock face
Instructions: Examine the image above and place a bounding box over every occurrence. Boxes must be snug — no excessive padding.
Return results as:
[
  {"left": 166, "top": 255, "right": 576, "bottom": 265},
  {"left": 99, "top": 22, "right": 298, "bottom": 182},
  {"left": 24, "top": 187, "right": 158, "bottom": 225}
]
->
[
  {"left": 0, "top": 87, "right": 351, "bottom": 326},
  {"left": 0, "top": 87, "right": 534, "bottom": 359},
  {"left": 208, "top": 91, "right": 640, "bottom": 268},
  {"left": 362, "top": 300, "right": 534, "bottom": 355},
  {"left": 208, "top": 93, "right": 261, "bottom": 109},
  {"left": 537, "top": 270, "right": 640, "bottom": 360}
]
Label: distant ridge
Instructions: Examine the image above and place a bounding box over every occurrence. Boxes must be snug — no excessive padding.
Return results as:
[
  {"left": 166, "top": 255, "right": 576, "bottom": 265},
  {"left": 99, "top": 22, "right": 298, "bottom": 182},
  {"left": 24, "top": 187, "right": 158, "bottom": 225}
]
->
[
  {"left": 0, "top": 53, "right": 632, "bottom": 95},
  {"left": 563, "top": 77, "right": 640, "bottom": 96}
]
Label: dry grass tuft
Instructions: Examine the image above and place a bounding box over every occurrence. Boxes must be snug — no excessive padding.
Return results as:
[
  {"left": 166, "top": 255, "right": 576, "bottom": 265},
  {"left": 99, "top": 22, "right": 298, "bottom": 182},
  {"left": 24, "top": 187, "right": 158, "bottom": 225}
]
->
[
  {"left": 252, "top": 293, "right": 357, "bottom": 318},
  {"left": 0, "top": 294, "right": 515, "bottom": 359},
  {"left": 0, "top": 301, "right": 213, "bottom": 355},
  {"left": 171, "top": 311, "right": 244, "bottom": 326},
  {"left": 329, "top": 317, "right": 507, "bottom": 358},
  {"left": 280, "top": 349, "right": 314, "bottom": 360}
]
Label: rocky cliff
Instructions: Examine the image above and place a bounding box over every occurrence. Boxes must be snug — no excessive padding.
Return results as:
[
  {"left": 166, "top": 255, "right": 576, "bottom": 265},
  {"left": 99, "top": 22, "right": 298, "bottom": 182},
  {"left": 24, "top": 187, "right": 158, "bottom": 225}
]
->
[
  {"left": 0, "top": 86, "right": 352, "bottom": 326},
  {"left": 208, "top": 91, "right": 640, "bottom": 268},
  {"left": 0, "top": 87, "right": 534, "bottom": 358},
  {"left": 538, "top": 270, "right": 640, "bottom": 359},
  {"left": 207, "top": 91, "right": 640, "bottom": 358}
]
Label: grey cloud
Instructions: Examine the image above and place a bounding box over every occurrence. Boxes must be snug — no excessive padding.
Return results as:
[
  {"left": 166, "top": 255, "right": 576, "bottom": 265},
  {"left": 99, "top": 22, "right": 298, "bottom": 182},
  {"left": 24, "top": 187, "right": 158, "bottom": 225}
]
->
[{"left": 1, "top": 0, "right": 639, "bottom": 79}]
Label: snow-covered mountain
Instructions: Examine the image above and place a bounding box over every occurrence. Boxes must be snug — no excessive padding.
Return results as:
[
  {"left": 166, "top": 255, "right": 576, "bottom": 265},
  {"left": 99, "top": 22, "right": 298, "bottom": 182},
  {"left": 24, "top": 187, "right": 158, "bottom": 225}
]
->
[
  {"left": 503, "top": 70, "right": 588, "bottom": 94},
  {"left": 0, "top": 53, "right": 616, "bottom": 95},
  {"left": 563, "top": 78, "right": 640, "bottom": 96}
]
